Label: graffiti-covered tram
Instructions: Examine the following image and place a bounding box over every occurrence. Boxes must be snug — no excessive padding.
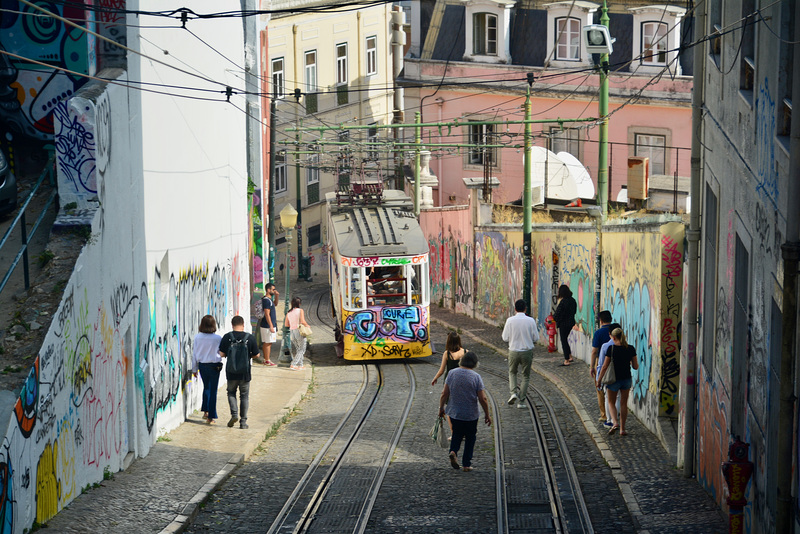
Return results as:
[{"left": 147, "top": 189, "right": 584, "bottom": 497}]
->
[{"left": 327, "top": 190, "right": 431, "bottom": 360}]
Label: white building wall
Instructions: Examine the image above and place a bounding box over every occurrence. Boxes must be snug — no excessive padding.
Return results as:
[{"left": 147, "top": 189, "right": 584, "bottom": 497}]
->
[{"left": 0, "top": 2, "right": 252, "bottom": 531}]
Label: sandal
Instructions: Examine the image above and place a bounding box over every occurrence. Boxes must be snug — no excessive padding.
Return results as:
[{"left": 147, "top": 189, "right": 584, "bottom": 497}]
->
[
  {"left": 620, "top": 430, "right": 628, "bottom": 436},
  {"left": 560, "top": 361, "right": 571, "bottom": 366},
  {"left": 608, "top": 425, "right": 619, "bottom": 435},
  {"left": 449, "top": 451, "right": 460, "bottom": 470}
]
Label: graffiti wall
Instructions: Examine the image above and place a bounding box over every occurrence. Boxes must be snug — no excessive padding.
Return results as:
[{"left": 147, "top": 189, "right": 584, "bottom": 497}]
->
[
  {"left": 421, "top": 208, "right": 473, "bottom": 315},
  {"left": 659, "top": 222, "right": 684, "bottom": 417},
  {"left": 0, "top": 15, "right": 253, "bottom": 529},
  {"left": 0, "top": 2, "right": 95, "bottom": 142},
  {"left": 601, "top": 226, "right": 668, "bottom": 430},
  {"left": 529, "top": 228, "right": 597, "bottom": 358}
]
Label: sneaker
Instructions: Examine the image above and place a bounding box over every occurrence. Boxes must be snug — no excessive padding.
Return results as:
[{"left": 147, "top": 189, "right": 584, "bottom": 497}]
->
[
  {"left": 603, "top": 421, "right": 614, "bottom": 428},
  {"left": 516, "top": 401, "right": 527, "bottom": 409},
  {"left": 227, "top": 416, "right": 239, "bottom": 428},
  {"left": 507, "top": 394, "right": 518, "bottom": 406},
  {"left": 264, "top": 361, "right": 277, "bottom": 367},
  {"left": 462, "top": 466, "right": 473, "bottom": 472},
  {"left": 240, "top": 423, "right": 249, "bottom": 430}
]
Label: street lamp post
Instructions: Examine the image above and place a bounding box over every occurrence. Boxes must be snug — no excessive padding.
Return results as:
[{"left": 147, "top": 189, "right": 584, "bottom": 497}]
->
[{"left": 279, "top": 204, "right": 298, "bottom": 360}]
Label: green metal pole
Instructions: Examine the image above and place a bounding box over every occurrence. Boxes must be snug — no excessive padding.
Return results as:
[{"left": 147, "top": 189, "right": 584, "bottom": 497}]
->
[
  {"left": 597, "top": 0, "right": 610, "bottom": 219},
  {"left": 281, "top": 230, "right": 292, "bottom": 361},
  {"left": 295, "top": 120, "right": 304, "bottom": 280},
  {"left": 523, "top": 87, "right": 532, "bottom": 314},
  {"left": 414, "top": 111, "right": 422, "bottom": 216}
]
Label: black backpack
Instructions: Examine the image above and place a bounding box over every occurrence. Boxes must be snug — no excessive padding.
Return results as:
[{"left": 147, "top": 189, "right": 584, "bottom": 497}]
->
[{"left": 226, "top": 335, "right": 249, "bottom": 375}]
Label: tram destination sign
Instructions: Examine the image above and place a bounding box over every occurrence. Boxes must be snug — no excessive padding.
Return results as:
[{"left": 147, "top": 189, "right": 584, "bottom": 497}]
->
[{"left": 340, "top": 255, "right": 427, "bottom": 267}]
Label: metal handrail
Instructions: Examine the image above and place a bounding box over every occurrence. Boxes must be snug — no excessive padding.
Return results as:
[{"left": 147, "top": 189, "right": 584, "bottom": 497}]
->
[{"left": 0, "top": 154, "right": 58, "bottom": 296}]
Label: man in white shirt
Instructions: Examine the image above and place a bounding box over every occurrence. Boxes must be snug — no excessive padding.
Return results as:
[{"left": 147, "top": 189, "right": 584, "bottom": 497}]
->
[{"left": 501, "top": 299, "right": 540, "bottom": 409}]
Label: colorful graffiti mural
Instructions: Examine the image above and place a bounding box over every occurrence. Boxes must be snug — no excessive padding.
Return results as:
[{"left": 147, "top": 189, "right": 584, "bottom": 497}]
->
[
  {"left": 0, "top": 2, "right": 94, "bottom": 141},
  {"left": 341, "top": 306, "right": 430, "bottom": 359},
  {"left": 659, "top": 223, "right": 684, "bottom": 417},
  {"left": 475, "top": 231, "right": 523, "bottom": 322}
]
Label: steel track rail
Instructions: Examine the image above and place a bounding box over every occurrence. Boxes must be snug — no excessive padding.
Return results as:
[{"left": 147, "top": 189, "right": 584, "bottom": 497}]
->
[
  {"left": 292, "top": 364, "right": 385, "bottom": 533},
  {"left": 266, "top": 365, "right": 372, "bottom": 534},
  {"left": 521, "top": 396, "right": 566, "bottom": 533},
  {"left": 529, "top": 382, "right": 594, "bottom": 534},
  {"left": 486, "top": 389, "right": 509, "bottom": 534},
  {"left": 352, "top": 363, "right": 415, "bottom": 534}
]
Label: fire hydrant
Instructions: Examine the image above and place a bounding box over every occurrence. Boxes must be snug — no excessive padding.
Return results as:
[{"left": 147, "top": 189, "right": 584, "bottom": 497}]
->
[
  {"left": 546, "top": 314, "right": 557, "bottom": 352},
  {"left": 721, "top": 438, "right": 753, "bottom": 534}
]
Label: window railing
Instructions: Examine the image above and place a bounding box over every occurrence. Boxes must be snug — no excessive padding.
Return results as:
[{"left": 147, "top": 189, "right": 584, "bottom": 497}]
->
[
  {"left": 307, "top": 182, "right": 319, "bottom": 204},
  {"left": 305, "top": 93, "right": 318, "bottom": 114},
  {"left": 337, "top": 84, "right": 348, "bottom": 106}
]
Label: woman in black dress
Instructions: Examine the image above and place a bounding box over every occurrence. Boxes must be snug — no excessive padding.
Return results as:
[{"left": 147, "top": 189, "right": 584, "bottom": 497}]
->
[{"left": 553, "top": 284, "right": 577, "bottom": 365}]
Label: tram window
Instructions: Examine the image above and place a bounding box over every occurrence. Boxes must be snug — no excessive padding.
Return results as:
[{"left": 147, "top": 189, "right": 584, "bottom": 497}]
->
[
  {"left": 411, "top": 264, "right": 422, "bottom": 304},
  {"left": 348, "top": 267, "right": 364, "bottom": 308}
]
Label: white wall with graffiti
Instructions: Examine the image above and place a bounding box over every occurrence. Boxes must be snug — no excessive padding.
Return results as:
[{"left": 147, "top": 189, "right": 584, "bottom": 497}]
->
[{"left": 0, "top": 5, "right": 252, "bottom": 532}]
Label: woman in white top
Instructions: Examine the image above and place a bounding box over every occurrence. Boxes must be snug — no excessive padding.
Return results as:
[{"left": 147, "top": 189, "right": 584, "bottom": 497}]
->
[
  {"left": 192, "top": 315, "right": 223, "bottom": 423},
  {"left": 285, "top": 297, "right": 310, "bottom": 370}
]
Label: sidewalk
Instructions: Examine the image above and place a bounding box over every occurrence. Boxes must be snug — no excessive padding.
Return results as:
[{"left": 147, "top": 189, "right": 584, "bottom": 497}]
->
[
  {"left": 43, "top": 352, "right": 312, "bottom": 534},
  {"left": 430, "top": 305, "right": 727, "bottom": 533}
]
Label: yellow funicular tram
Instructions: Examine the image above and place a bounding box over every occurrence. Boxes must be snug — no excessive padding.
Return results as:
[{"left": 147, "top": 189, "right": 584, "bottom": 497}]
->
[{"left": 327, "top": 187, "right": 431, "bottom": 360}]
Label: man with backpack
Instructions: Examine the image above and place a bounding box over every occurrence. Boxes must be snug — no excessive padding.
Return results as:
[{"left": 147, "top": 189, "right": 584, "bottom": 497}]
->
[{"left": 219, "top": 315, "right": 260, "bottom": 429}]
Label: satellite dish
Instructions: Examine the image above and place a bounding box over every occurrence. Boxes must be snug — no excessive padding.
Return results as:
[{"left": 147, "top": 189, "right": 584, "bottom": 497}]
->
[
  {"left": 529, "top": 147, "right": 578, "bottom": 201},
  {"left": 556, "top": 152, "right": 594, "bottom": 199},
  {"left": 616, "top": 187, "right": 628, "bottom": 203}
]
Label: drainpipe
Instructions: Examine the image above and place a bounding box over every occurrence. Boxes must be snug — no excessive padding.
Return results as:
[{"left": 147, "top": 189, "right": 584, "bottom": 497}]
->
[
  {"left": 597, "top": 1, "right": 610, "bottom": 219},
  {"left": 776, "top": 2, "right": 800, "bottom": 529},
  {"left": 357, "top": 12, "right": 364, "bottom": 126},
  {"left": 681, "top": 0, "right": 705, "bottom": 477},
  {"left": 391, "top": 6, "right": 406, "bottom": 191}
]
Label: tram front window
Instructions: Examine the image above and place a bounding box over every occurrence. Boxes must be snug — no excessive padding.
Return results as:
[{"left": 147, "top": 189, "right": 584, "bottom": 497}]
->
[
  {"left": 368, "top": 266, "right": 406, "bottom": 305},
  {"left": 411, "top": 264, "right": 422, "bottom": 304},
  {"left": 347, "top": 266, "right": 363, "bottom": 308}
]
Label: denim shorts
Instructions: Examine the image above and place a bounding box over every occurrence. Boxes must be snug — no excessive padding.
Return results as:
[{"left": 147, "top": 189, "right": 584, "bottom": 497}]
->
[{"left": 606, "top": 377, "right": 632, "bottom": 392}]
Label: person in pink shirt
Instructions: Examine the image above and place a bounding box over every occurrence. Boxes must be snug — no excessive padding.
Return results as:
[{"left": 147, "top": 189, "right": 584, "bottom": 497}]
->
[{"left": 285, "top": 297, "right": 311, "bottom": 370}]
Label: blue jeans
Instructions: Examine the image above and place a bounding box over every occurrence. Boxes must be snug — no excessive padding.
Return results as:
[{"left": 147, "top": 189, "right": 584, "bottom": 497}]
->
[
  {"left": 198, "top": 362, "right": 221, "bottom": 420},
  {"left": 450, "top": 418, "right": 478, "bottom": 468},
  {"left": 227, "top": 379, "right": 250, "bottom": 423}
]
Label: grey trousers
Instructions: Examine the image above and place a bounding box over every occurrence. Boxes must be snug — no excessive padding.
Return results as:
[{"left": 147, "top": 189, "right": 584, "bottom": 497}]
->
[
  {"left": 508, "top": 349, "right": 533, "bottom": 402},
  {"left": 227, "top": 379, "right": 250, "bottom": 423}
]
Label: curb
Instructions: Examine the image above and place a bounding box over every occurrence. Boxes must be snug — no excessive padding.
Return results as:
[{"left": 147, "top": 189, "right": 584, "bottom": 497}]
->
[
  {"left": 158, "top": 366, "right": 313, "bottom": 534},
  {"left": 432, "top": 317, "right": 645, "bottom": 531}
]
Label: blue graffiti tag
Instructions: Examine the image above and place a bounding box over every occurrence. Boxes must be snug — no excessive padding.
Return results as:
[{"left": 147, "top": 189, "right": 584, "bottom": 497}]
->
[
  {"left": 344, "top": 310, "right": 378, "bottom": 340},
  {"left": 381, "top": 307, "right": 421, "bottom": 341}
]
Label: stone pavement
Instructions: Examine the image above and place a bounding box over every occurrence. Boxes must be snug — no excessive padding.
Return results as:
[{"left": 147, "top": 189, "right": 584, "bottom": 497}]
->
[
  {"left": 43, "top": 362, "right": 312, "bottom": 533},
  {"left": 430, "top": 305, "right": 727, "bottom": 533}
]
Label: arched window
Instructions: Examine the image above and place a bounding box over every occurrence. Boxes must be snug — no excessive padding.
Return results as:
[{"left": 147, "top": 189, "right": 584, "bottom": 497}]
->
[
  {"left": 641, "top": 22, "right": 667, "bottom": 64},
  {"left": 555, "top": 17, "right": 581, "bottom": 60},
  {"left": 473, "top": 13, "right": 497, "bottom": 55}
]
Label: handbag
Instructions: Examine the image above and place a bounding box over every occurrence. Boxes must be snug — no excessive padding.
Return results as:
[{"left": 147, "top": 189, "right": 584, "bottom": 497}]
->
[
  {"left": 298, "top": 324, "right": 313, "bottom": 338},
  {"left": 601, "top": 346, "right": 617, "bottom": 386},
  {"left": 429, "top": 416, "right": 448, "bottom": 448}
]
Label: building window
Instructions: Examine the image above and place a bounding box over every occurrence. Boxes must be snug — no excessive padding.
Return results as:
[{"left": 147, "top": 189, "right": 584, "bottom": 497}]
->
[
  {"left": 366, "top": 36, "right": 377, "bottom": 76},
  {"left": 641, "top": 22, "right": 667, "bottom": 64},
  {"left": 274, "top": 153, "right": 287, "bottom": 193},
  {"left": 702, "top": 185, "right": 717, "bottom": 374},
  {"left": 635, "top": 134, "right": 666, "bottom": 175},
  {"left": 708, "top": 0, "right": 722, "bottom": 66},
  {"left": 307, "top": 224, "right": 321, "bottom": 247},
  {"left": 549, "top": 127, "right": 580, "bottom": 158},
  {"left": 305, "top": 51, "right": 317, "bottom": 113},
  {"left": 739, "top": 1, "right": 755, "bottom": 96},
  {"left": 367, "top": 122, "right": 378, "bottom": 160},
  {"left": 271, "top": 58, "right": 284, "bottom": 99},
  {"left": 473, "top": 13, "right": 497, "bottom": 56},
  {"left": 777, "top": 0, "right": 794, "bottom": 144},
  {"left": 467, "top": 122, "right": 496, "bottom": 167},
  {"left": 336, "top": 43, "right": 348, "bottom": 85},
  {"left": 306, "top": 155, "right": 319, "bottom": 204},
  {"left": 555, "top": 17, "right": 581, "bottom": 61}
]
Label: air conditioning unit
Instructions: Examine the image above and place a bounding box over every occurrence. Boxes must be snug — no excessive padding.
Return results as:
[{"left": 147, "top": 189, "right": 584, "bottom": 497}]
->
[{"left": 627, "top": 157, "right": 649, "bottom": 200}]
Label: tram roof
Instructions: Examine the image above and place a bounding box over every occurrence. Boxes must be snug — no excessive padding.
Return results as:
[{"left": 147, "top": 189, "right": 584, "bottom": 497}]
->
[{"left": 326, "top": 191, "right": 428, "bottom": 258}]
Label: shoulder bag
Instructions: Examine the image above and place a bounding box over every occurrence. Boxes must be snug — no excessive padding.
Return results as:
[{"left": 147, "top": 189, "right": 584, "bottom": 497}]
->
[
  {"left": 298, "top": 324, "right": 313, "bottom": 338},
  {"left": 601, "top": 346, "right": 617, "bottom": 386}
]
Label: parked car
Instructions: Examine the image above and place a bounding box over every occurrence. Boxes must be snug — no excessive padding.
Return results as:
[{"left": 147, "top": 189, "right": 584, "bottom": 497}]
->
[{"left": 0, "top": 148, "right": 16, "bottom": 214}]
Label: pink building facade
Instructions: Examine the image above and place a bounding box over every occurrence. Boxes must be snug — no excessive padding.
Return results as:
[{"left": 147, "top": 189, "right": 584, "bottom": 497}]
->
[{"left": 401, "top": 0, "right": 693, "bottom": 209}]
